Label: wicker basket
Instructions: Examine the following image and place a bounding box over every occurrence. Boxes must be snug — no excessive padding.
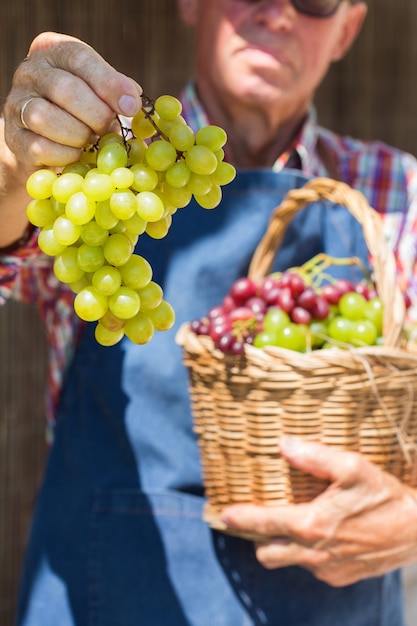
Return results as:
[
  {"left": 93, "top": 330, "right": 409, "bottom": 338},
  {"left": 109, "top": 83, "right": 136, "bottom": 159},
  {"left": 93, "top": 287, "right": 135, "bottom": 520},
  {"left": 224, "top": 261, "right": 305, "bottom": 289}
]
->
[{"left": 177, "top": 177, "right": 417, "bottom": 537}]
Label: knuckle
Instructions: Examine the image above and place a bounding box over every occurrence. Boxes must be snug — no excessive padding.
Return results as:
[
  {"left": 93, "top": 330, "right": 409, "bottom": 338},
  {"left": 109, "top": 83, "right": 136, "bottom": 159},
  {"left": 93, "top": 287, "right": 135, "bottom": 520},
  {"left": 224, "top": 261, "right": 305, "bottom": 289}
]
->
[
  {"left": 341, "top": 451, "right": 367, "bottom": 483},
  {"left": 65, "top": 43, "right": 95, "bottom": 75},
  {"left": 294, "top": 510, "right": 326, "bottom": 543}
]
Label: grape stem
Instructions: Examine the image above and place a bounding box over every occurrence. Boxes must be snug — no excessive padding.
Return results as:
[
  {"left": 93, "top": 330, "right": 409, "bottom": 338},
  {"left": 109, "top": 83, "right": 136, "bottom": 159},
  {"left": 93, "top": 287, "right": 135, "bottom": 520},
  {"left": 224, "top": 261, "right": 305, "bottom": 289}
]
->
[
  {"left": 300, "top": 253, "right": 372, "bottom": 288},
  {"left": 116, "top": 94, "right": 185, "bottom": 161},
  {"left": 141, "top": 94, "right": 171, "bottom": 144}
]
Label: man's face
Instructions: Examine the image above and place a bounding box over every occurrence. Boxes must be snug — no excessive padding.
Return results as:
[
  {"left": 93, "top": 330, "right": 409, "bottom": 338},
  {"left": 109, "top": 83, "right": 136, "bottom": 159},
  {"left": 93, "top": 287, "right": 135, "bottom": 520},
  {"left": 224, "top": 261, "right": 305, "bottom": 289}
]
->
[{"left": 181, "top": 0, "right": 365, "bottom": 117}]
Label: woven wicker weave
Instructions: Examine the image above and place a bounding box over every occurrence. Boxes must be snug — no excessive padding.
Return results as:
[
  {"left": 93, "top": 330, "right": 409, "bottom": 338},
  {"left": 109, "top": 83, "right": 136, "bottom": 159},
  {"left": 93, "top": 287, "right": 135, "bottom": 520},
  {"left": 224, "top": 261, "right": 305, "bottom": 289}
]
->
[{"left": 177, "top": 177, "right": 417, "bottom": 536}]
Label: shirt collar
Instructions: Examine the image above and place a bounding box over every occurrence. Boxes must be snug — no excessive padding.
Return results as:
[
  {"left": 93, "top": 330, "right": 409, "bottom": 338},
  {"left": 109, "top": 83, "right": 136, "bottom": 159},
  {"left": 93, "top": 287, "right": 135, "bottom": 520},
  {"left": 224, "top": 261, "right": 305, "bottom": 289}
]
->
[{"left": 180, "top": 80, "right": 320, "bottom": 172}]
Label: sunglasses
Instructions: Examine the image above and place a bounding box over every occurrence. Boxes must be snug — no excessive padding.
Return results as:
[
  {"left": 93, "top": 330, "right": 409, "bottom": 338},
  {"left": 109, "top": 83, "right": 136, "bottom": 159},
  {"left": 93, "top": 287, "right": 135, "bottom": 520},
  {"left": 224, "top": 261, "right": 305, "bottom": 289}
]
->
[
  {"left": 244, "top": 0, "right": 362, "bottom": 19},
  {"left": 291, "top": 0, "right": 362, "bottom": 18}
]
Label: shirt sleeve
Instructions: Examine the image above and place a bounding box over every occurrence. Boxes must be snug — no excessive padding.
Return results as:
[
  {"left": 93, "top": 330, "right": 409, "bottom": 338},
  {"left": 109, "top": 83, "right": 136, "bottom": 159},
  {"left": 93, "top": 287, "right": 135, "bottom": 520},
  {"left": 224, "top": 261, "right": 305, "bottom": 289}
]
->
[
  {"left": 0, "top": 224, "right": 55, "bottom": 305},
  {"left": 390, "top": 152, "right": 417, "bottom": 325}
]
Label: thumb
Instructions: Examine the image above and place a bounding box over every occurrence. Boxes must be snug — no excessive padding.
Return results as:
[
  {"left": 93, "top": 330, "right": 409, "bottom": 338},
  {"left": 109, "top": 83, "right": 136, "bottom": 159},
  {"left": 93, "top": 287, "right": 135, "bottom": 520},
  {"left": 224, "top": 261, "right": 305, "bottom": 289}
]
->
[{"left": 279, "top": 436, "right": 363, "bottom": 484}]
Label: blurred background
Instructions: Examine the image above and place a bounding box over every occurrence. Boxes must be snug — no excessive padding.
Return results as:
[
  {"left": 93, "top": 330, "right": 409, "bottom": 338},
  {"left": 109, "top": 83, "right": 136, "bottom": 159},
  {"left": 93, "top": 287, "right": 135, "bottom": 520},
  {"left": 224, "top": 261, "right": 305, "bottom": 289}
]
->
[{"left": 0, "top": 1, "right": 416, "bottom": 624}]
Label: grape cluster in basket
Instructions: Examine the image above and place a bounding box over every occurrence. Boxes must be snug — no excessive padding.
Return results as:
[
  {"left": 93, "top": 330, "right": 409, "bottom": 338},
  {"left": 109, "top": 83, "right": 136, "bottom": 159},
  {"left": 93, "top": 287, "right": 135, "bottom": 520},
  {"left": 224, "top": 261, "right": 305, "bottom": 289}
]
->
[
  {"left": 190, "top": 254, "right": 391, "bottom": 355},
  {"left": 25, "top": 94, "right": 236, "bottom": 347}
]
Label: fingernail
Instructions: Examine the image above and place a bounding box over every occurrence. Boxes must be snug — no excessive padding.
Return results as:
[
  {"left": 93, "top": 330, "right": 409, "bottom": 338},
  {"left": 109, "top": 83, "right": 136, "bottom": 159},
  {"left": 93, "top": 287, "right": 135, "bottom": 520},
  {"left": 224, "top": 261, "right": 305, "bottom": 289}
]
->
[
  {"left": 118, "top": 94, "right": 139, "bottom": 116},
  {"left": 220, "top": 508, "right": 239, "bottom": 526},
  {"left": 280, "top": 435, "right": 302, "bottom": 452},
  {"left": 220, "top": 512, "right": 232, "bottom": 525}
]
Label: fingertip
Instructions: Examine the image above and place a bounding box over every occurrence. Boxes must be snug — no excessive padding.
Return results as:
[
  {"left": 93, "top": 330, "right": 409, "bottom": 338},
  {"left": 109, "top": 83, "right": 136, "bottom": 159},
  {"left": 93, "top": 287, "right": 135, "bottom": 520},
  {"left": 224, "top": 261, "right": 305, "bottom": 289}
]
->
[
  {"left": 279, "top": 435, "right": 304, "bottom": 458},
  {"left": 118, "top": 94, "right": 140, "bottom": 117},
  {"left": 118, "top": 77, "right": 142, "bottom": 116}
]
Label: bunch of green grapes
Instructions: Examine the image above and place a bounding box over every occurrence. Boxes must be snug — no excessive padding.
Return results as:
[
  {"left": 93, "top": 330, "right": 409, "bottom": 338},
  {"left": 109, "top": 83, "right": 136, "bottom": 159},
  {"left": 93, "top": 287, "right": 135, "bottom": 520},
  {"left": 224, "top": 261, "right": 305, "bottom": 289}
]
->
[{"left": 25, "top": 94, "right": 236, "bottom": 347}]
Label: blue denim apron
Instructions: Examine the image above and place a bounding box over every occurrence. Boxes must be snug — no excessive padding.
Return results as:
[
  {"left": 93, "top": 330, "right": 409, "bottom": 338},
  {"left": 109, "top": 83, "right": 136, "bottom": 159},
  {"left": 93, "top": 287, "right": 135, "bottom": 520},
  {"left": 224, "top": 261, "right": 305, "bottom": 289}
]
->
[{"left": 17, "top": 170, "right": 404, "bottom": 626}]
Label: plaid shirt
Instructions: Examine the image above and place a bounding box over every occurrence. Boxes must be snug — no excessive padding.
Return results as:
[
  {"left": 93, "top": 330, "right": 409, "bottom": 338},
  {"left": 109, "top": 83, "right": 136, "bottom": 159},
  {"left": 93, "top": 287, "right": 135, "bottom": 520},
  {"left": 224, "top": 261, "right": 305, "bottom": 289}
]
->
[{"left": 2, "top": 80, "right": 417, "bottom": 436}]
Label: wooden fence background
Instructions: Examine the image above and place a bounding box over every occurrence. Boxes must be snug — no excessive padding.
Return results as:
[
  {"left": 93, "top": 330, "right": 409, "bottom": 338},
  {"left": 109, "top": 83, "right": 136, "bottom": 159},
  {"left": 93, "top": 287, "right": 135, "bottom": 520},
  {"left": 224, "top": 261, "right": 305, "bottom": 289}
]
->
[{"left": 0, "top": 1, "right": 416, "bottom": 624}]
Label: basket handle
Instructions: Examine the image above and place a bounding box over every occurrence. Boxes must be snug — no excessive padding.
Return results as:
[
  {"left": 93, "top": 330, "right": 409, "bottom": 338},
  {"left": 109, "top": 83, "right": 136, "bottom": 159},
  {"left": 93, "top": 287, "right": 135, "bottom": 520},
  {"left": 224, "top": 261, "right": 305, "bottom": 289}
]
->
[{"left": 247, "top": 177, "right": 405, "bottom": 347}]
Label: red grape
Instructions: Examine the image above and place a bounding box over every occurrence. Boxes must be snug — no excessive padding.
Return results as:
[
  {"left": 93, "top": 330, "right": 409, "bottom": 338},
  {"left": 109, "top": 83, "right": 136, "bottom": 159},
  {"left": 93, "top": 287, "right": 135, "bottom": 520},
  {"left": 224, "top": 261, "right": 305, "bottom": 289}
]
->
[
  {"left": 291, "top": 306, "right": 312, "bottom": 325},
  {"left": 311, "top": 295, "right": 330, "bottom": 320},
  {"left": 288, "top": 273, "right": 305, "bottom": 298},
  {"left": 296, "top": 287, "right": 317, "bottom": 311},
  {"left": 277, "top": 287, "right": 295, "bottom": 313},
  {"left": 229, "top": 277, "right": 257, "bottom": 305}
]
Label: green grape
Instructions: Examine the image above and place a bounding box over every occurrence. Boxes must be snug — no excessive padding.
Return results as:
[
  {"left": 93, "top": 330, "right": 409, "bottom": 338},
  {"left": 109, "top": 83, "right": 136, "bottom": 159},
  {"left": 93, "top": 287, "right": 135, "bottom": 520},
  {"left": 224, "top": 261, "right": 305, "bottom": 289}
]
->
[
  {"left": 68, "top": 275, "right": 91, "bottom": 294},
  {"left": 163, "top": 182, "right": 192, "bottom": 208},
  {"left": 349, "top": 320, "right": 378, "bottom": 347},
  {"left": 145, "top": 139, "right": 177, "bottom": 172},
  {"left": 49, "top": 198, "right": 66, "bottom": 218},
  {"left": 74, "top": 286, "right": 108, "bottom": 322},
  {"left": 26, "top": 169, "right": 58, "bottom": 199},
  {"left": 156, "top": 115, "right": 186, "bottom": 136},
  {"left": 95, "top": 322, "right": 125, "bottom": 347},
  {"left": 97, "top": 142, "right": 128, "bottom": 174},
  {"left": 214, "top": 148, "right": 225, "bottom": 162},
  {"left": 126, "top": 137, "right": 147, "bottom": 165},
  {"left": 123, "top": 230, "right": 139, "bottom": 248},
  {"left": 53, "top": 215, "right": 82, "bottom": 246},
  {"left": 187, "top": 173, "right": 212, "bottom": 196},
  {"left": 148, "top": 300, "right": 175, "bottom": 331},
  {"left": 165, "top": 161, "right": 191, "bottom": 188},
  {"left": 109, "top": 222, "right": 127, "bottom": 234},
  {"left": 264, "top": 308, "right": 291, "bottom": 332},
  {"left": 108, "top": 286, "right": 141, "bottom": 319},
  {"left": 26, "top": 199, "right": 57, "bottom": 227},
  {"left": 363, "top": 297, "right": 383, "bottom": 335},
  {"left": 83, "top": 173, "right": 115, "bottom": 202},
  {"left": 196, "top": 125, "right": 227, "bottom": 152},
  {"left": 103, "top": 233, "right": 133, "bottom": 266},
  {"left": 211, "top": 161, "right": 236, "bottom": 186},
  {"left": 100, "top": 309, "right": 125, "bottom": 331},
  {"left": 185, "top": 145, "right": 218, "bottom": 175},
  {"left": 136, "top": 281, "right": 163, "bottom": 311},
  {"left": 136, "top": 191, "right": 165, "bottom": 222},
  {"left": 124, "top": 312, "right": 155, "bottom": 344},
  {"left": 194, "top": 185, "right": 222, "bottom": 209},
  {"left": 151, "top": 188, "right": 171, "bottom": 214},
  {"left": 98, "top": 132, "right": 125, "bottom": 149},
  {"left": 81, "top": 221, "right": 108, "bottom": 247},
  {"left": 327, "top": 316, "right": 353, "bottom": 343},
  {"left": 65, "top": 192, "right": 96, "bottom": 225},
  {"left": 309, "top": 320, "right": 328, "bottom": 348},
  {"left": 119, "top": 254, "right": 152, "bottom": 290},
  {"left": 52, "top": 173, "right": 85, "bottom": 203},
  {"left": 253, "top": 330, "right": 279, "bottom": 348},
  {"left": 274, "top": 323, "right": 308, "bottom": 352},
  {"left": 95, "top": 200, "right": 119, "bottom": 230},
  {"left": 109, "top": 189, "right": 137, "bottom": 220},
  {"left": 122, "top": 213, "right": 147, "bottom": 235},
  {"left": 38, "top": 226, "right": 67, "bottom": 256},
  {"left": 131, "top": 109, "right": 158, "bottom": 139},
  {"left": 154, "top": 95, "right": 182, "bottom": 121},
  {"left": 53, "top": 247, "right": 85, "bottom": 283},
  {"left": 111, "top": 167, "right": 135, "bottom": 189},
  {"left": 92, "top": 265, "right": 122, "bottom": 295},
  {"left": 338, "top": 292, "right": 367, "bottom": 321},
  {"left": 145, "top": 215, "right": 172, "bottom": 239},
  {"left": 62, "top": 161, "right": 91, "bottom": 177},
  {"left": 168, "top": 124, "right": 195, "bottom": 152},
  {"left": 77, "top": 243, "right": 105, "bottom": 273},
  {"left": 130, "top": 164, "right": 159, "bottom": 192},
  {"left": 80, "top": 147, "right": 97, "bottom": 166}
]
